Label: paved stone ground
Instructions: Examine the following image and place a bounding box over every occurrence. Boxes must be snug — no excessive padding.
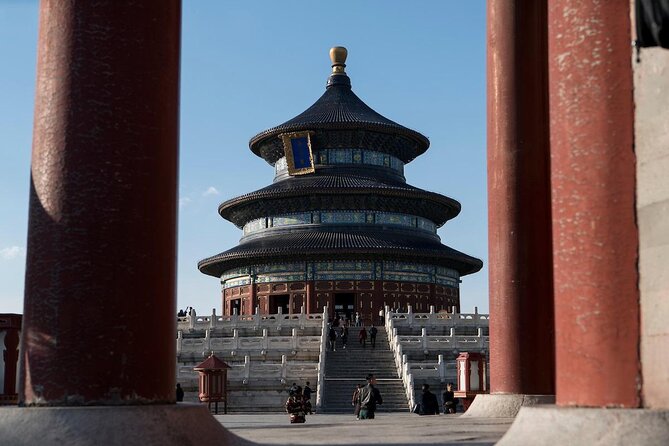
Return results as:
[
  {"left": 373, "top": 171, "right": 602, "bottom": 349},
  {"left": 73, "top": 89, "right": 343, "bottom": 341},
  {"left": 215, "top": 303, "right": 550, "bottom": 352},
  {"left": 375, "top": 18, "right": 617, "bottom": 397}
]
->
[{"left": 214, "top": 413, "right": 514, "bottom": 446}]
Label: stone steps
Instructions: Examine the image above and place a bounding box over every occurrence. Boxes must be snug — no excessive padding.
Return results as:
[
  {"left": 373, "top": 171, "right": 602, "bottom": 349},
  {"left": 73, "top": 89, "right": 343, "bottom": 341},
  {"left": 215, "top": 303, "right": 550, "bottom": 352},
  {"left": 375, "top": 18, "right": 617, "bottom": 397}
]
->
[{"left": 320, "top": 326, "right": 408, "bottom": 413}]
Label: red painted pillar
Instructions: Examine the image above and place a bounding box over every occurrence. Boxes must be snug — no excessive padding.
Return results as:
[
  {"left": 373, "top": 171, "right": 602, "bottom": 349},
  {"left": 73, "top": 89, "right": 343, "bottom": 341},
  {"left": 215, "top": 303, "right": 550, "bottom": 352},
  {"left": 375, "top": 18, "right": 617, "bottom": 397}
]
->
[
  {"left": 487, "top": 0, "right": 555, "bottom": 395},
  {"left": 21, "top": 1, "right": 181, "bottom": 405},
  {"left": 548, "top": 0, "right": 639, "bottom": 407}
]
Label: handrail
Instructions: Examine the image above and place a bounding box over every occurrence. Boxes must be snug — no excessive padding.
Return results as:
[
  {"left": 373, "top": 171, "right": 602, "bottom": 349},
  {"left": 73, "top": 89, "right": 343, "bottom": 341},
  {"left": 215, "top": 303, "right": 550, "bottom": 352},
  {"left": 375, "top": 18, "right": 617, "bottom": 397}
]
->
[{"left": 315, "top": 306, "right": 328, "bottom": 408}]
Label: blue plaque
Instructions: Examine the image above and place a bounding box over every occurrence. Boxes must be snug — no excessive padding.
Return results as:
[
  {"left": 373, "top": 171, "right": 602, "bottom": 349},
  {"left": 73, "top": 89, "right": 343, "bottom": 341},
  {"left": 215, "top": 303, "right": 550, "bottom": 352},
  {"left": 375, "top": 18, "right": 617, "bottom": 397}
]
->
[{"left": 280, "top": 131, "right": 315, "bottom": 175}]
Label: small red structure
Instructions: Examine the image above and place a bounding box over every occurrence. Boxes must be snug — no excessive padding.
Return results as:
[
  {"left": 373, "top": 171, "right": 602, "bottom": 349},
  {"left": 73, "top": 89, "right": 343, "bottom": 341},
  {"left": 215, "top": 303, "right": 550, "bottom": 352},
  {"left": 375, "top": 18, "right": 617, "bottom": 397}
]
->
[
  {"left": 194, "top": 353, "right": 230, "bottom": 414},
  {"left": 454, "top": 351, "right": 488, "bottom": 412},
  {"left": 0, "top": 314, "right": 21, "bottom": 406}
]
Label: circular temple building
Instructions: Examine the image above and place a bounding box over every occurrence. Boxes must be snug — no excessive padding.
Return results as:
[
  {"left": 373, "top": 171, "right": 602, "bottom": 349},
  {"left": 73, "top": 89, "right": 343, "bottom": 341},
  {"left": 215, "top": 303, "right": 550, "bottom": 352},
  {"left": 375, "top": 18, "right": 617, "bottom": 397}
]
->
[{"left": 198, "top": 47, "right": 482, "bottom": 323}]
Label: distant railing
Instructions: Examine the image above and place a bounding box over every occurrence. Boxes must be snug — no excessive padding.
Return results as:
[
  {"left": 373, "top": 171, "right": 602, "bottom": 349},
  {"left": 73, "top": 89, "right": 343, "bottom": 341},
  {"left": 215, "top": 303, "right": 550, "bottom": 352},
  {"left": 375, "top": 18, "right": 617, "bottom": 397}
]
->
[
  {"left": 384, "top": 305, "right": 490, "bottom": 410},
  {"left": 177, "top": 307, "right": 324, "bottom": 332}
]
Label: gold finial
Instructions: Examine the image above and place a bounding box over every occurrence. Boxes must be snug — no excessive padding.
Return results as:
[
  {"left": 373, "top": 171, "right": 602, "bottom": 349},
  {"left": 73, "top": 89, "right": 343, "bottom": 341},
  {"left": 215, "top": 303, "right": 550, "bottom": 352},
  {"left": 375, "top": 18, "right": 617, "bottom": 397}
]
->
[{"left": 330, "top": 46, "right": 348, "bottom": 74}]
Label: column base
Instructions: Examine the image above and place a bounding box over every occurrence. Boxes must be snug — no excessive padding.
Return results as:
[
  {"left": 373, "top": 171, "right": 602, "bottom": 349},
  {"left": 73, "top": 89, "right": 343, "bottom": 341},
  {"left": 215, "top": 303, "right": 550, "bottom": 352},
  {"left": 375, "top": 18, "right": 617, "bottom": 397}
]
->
[
  {"left": 497, "top": 406, "right": 669, "bottom": 446},
  {"left": 460, "top": 393, "right": 555, "bottom": 418},
  {"left": 0, "top": 403, "right": 250, "bottom": 446}
]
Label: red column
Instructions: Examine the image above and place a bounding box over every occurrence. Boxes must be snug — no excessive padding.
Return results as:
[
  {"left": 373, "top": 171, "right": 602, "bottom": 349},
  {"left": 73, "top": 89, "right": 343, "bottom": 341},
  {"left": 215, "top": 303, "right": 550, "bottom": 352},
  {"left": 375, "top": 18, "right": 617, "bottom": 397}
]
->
[
  {"left": 548, "top": 0, "right": 639, "bottom": 407},
  {"left": 487, "top": 0, "right": 555, "bottom": 395},
  {"left": 21, "top": 1, "right": 181, "bottom": 405}
]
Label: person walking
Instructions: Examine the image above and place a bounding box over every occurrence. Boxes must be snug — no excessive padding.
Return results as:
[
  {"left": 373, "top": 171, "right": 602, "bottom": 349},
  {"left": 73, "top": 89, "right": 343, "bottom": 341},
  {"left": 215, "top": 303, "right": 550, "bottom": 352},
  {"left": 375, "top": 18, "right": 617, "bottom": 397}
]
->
[
  {"left": 328, "top": 325, "right": 337, "bottom": 351},
  {"left": 357, "top": 374, "right": 383, "bottom": 419},
  {"left": 342, "top": 325, "right": 349, "bottom": 349},
  {"left": 176, "top": 383, "right": 184, "bottom": 402},
  {"left": 354, "top": 312, "right": 361, "bottom": 327},
  {"left": 417, "top": 384, "right": 439, "bottom": 415},
  {"left": 369, "top": 325, "right": 378, "bottom": 349},
  {"left": 352, "top": 384, "right": 362, "bottom": 420},
  {"left": 358, "top": 325, "right": 367, "bottom": 348},
  {"left": 378, "top": 308, "right": 385, "bottom": 325},
  {"left": 303, "top": 381, "right": 313, "bottom": 414}
]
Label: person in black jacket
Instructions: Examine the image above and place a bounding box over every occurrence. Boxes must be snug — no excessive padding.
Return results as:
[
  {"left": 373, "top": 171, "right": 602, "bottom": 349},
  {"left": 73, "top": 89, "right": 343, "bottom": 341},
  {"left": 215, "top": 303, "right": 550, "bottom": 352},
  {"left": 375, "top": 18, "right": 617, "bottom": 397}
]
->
[
  {"left": 442, "top": 382, "right": 458, "bottom": 414},
  {"left": 176, "top": 383, "right": 184, "bottom": 402},
  {"left": 418, "top": 384, "right": 439, "bottom": 415}
]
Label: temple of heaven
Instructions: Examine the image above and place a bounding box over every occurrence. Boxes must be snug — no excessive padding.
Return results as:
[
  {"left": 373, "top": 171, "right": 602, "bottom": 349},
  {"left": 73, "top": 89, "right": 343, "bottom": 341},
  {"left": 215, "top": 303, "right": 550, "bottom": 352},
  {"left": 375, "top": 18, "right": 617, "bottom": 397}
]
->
[{"left": 198, "top": 47, "right": 482, "bottom": 323}]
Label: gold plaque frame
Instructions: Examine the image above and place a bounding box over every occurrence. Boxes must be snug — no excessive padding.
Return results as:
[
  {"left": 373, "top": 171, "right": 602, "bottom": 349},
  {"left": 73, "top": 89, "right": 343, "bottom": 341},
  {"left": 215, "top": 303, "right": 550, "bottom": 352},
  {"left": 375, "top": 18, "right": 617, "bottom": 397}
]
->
[{"left": 280, "top": 131, "right": 315, "bottom": 176}]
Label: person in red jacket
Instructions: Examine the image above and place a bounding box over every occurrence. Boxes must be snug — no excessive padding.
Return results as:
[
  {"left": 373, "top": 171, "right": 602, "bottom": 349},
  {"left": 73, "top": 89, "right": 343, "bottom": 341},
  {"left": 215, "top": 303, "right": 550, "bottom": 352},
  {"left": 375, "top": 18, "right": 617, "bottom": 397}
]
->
[{"left": 358, "top": 326, "right": 368, "bottom": 348}]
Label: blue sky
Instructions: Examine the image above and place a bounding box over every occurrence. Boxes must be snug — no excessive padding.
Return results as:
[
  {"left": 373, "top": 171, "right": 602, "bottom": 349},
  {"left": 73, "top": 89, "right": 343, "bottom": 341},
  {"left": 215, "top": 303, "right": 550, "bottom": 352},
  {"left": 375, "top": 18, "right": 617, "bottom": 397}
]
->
[{"left": 0, "top": 1, "right": 488, "bottom": 315}]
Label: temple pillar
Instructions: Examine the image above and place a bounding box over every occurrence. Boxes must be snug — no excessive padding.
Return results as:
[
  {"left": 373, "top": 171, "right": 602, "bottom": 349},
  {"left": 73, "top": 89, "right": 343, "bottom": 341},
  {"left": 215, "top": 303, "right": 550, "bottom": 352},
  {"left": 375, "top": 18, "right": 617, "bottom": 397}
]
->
[
  {"left": 499, "top": 1, "right": 668, "bottom": 444},
  {"left": 465, "top": 0, "right": 555, "bottom": 418},
  {"left": 0, "top": 2, "right": 234, "bottom": 444}
]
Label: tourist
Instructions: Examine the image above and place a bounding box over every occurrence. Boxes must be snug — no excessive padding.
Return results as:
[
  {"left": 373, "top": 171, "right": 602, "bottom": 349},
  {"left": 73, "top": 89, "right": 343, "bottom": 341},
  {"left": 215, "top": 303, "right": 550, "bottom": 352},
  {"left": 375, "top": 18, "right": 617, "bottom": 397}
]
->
[
  {"left": 418, "top": 384, "right": 439, "bottom": 415},
  {"left": 378, "top": 308, "right": 385, "bottom": 325},
  {"left": 289, "top": 382, "right": 298, "bottom": 396},
  {"left": 354, "top": 312, "right": 361, "bottom": 327},
  {"left": 285, "top": 387, "right": 307, "bottom": 423},
  {"left": 342, "top": 325, "right": 349, "bottom": 349},
  {"left": 352, "top": 384, "right": 362, "bottom": 420},
  {"left": 358, "top": 325, "right": 367, "bottom": 348},
  {"left": 303, "top": 381, "right": 313, "bottom": 414},
  {"left": 357, "top": 374, "right": 383, "bottom": 419},
  {"left": 443, "top": 382, "right": 458, "bottom": 414},
  {"left": 369, "top": 325, "right": 378, "bottom": 349},
  {"left": 176, "top": 383, "right": 184, "bottom": 402},
  {"left": 328, "top": 325, "right": 337, "bottom": 351}
]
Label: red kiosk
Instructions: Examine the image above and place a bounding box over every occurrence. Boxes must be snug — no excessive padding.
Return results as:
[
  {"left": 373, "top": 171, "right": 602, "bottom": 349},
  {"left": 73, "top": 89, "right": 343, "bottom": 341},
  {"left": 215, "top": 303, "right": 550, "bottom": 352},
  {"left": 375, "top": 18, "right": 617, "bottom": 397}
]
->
[
  {"left": 454, "top": 351, "right": 488, "bottom": 412},
  {"left": 194, "top": 353, "right": 230, "bottom": 414}
]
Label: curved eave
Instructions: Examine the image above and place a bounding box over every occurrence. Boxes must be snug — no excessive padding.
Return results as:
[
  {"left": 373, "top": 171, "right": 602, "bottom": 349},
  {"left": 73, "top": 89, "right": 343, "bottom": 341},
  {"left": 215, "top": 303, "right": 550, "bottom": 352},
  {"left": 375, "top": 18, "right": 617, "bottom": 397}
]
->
[
  {"left": 219, "top": 188, "right": 460, "bottom": 228},
  {"left": 248, "top": 81, "right": 430, "bottom": 164},
  {"left": 250, "top": 123, "right": 429, "bottom": 164},
  {"left": 198, "top": 230, "right": 483, "bottom": 278}
]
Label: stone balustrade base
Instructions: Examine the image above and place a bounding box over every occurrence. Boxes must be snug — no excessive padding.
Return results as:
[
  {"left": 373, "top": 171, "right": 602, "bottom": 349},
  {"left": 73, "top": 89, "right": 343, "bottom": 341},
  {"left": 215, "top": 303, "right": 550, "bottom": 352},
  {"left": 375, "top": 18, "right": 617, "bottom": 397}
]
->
[
  {"left": 0, "top": 403, "right": 251, "bottom": 446},
  {"left": 497, "top": 406, "right": 669, "bottom": 446},
  {"left": 460, "top": 393, "right": 555, "bottom": 418}
]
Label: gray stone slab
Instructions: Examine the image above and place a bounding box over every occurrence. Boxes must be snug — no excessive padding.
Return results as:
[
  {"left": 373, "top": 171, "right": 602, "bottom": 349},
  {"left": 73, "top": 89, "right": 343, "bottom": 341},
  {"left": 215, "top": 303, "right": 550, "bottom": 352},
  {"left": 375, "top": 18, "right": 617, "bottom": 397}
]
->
[
  {"left": 216, "top": 412, "right": 514, "bottom": 446},
  {"left": 497, "top": 406, "right": 669, "bottom": 446},
  {"left": 461, "top": 394, "right": 555, "bottom": 418},
  {"left": 0, "top": 403, "right": 251, "bottom": 446}
]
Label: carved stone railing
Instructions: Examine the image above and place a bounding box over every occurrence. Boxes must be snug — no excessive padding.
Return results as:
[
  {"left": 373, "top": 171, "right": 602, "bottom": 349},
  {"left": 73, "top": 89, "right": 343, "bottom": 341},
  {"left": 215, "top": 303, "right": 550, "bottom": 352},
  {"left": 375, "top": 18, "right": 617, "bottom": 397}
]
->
[
  {"left": 385, "top": 305, "right": 490, "bottom": 410},
  {"left": 177, "top": 328, "right": 321, "bottom": 357},
  {"left": 177, "top": 307, "right": 324, "bottom": 333},
  {"left": 177, "top": 354, "right": 318, "bottom": 387}
]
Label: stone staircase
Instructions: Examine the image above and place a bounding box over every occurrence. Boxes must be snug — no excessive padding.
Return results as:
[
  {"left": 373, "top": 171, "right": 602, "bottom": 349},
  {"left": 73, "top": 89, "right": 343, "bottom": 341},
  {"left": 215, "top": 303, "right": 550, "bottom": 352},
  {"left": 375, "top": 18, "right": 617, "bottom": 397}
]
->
[{"left": 320, "top": 326, "right": 409, "bottom": 413}]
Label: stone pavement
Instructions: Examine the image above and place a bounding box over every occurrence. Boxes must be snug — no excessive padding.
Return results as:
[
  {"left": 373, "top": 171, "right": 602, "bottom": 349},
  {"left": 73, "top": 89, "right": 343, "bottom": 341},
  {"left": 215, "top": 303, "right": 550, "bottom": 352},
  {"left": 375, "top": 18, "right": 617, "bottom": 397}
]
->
[{"left": 214, "top": 412, "right": 514, "bottom": 446}]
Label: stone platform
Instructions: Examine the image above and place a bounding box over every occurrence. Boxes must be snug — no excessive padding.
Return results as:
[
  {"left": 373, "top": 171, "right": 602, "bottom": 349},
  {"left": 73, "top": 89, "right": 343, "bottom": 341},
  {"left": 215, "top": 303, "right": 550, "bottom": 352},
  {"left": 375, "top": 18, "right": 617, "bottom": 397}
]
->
[{"left": 215, "top": 412, "right": 514, "bottom": 446}]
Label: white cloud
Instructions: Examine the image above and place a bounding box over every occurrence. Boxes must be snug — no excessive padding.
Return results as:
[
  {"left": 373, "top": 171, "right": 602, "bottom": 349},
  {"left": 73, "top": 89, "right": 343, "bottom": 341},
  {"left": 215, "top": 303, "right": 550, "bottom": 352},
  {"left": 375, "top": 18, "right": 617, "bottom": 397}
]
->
[
  {"left": 1, "top": 246, "right": 25, "bottom": 260},
  {"left": 179, "top": 197, "right": 192, "bottom": 208},
  {"left": 202, "top": 186, "right": 219, "bottom": 197}
]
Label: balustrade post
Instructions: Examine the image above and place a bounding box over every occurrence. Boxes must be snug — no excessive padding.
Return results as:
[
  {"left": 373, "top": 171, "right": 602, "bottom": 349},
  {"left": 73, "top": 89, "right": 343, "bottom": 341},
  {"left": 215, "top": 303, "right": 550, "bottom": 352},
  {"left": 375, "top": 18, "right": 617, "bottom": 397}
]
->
[
  {"left": 262, "top": 329, "right": 269, "bottom": 352},
  {"left": 231, "top": 308, "right": 239, "bottom": 328},
  {"left": 281, "top": 355, "right": 287, "bottom": 383},
  {"left": 204, "top": 329, "right": 211, "bottom": 353},
  {"left": 254, "top": 306, "right": 260, "bottom": 329},
  {"left": 189, "top": 313, "right": 195, "bottom": 330},
  {"left": 421, "top": 327, "right": 428, "bottom": 352},
  {"left": 244, "top": 356, "right": 251, "bottom": 383},
  {"left": 449, "top": 327, "right": 455, "bottom": 337},
  {"left": 176, "top": 330, "right": 183, "bottom": 356},
  {"left": 438, "top": 354, "right": 446, "bottom": 382},
  {"left": 210, "top": 308, "right": 217, "bottom": 329},
  {"left": 233, "top": 329, "right": 239, "bottom": 352},
  {"left": 292, "top": 328, "right": 298, "bottom": 350}
]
